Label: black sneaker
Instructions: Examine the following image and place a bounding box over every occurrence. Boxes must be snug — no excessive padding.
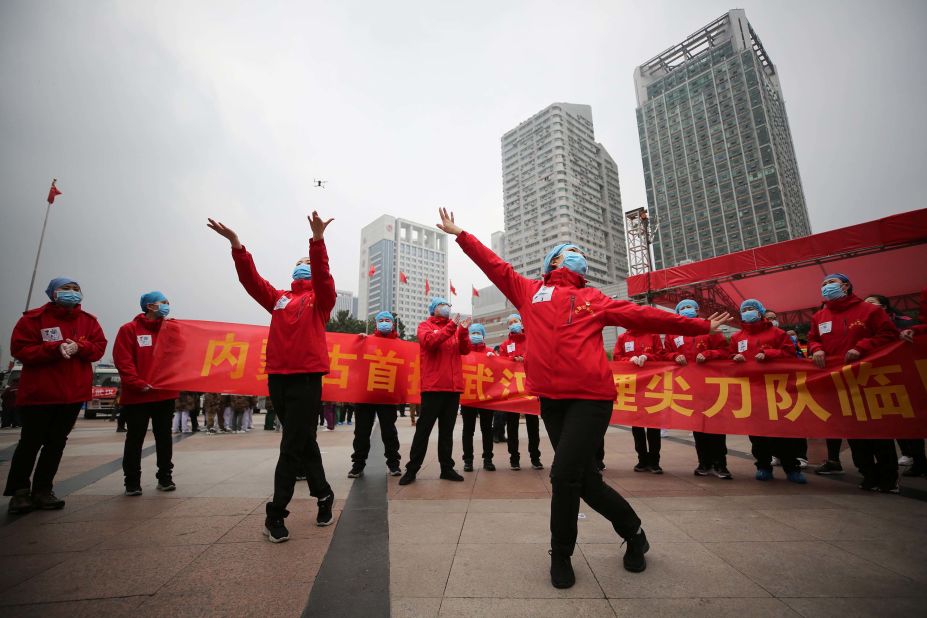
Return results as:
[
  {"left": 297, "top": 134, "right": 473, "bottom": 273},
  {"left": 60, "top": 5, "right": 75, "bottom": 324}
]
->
[
  {"left": 694, "top": 466, "right": 711, "bottom": 476},
  {"left": 7, "top": 489, "right": 33, "bottom": 514},
  {"left": 157, "top": 480, "right": 177, "bottom": 492},
  {"left": 316, "top": 493, "right": 335, "bottom": 527},
  {"left": 483, "top": 460, "right": 496, "bottom": 471},
  {"left": 634, "top": 462, "right": 649, "bottom": 473},
  {"left": 596, "top": 462, "right": 606, "bottom": 471},
  {"left": 548, "top": 550, "right": 575, "bottom": 589},
  {"left": 263, "top": 515, "right": 290, "bottom": 543},
  {"left": 531, "top": 459, "right": 544, "bottom": 470},
  {"left": 348, "top": 465, "right": 364, "bottom": 478},
  {"left": 815, "top": 460, "right": 844, "bottom": 475},
  {"left": 388, "top": 466, "right": 402, "bottom": 477},
  {"left": 510, "top": 461, "right": 521, "bottom": 471},
  {"left": 440, "top": 469, "right": 465, "bottom": 482},
  {"left": 31, "top": 491, "right": 65, "bottom": 510},
  {"left": 463, "top": 460, "right": 474, "bottom": 472},
  {"left": 125, "top": 487, "right": 143, "bottom": 497},
  {"left": 713, "top": 466, "right": 733, "bottom": 480},
  {"left": 649, "top": 464, "right": 664, "bottom": 475},
  {"left": 623, "top": 529, "right": 650, "bottom": 572},
  {"left": 398, "top": 471, "right": 416, "bottom": 485}
]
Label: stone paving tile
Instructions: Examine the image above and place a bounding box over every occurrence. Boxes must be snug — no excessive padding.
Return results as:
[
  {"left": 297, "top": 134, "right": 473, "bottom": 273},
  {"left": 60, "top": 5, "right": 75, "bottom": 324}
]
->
[
  {"left": 445, "top": 543, "right": 604, "bottom": 599},
  {"left": 52, "top": 494, "right": 186, "bottom": 522},
  {"left": 578, "top": 510, "right": 692, "bottom": 544},
  {"left": 0, "top": 518, "right": 139, "bottom": 556},
  {"left": 781, "top": 596, "right": 927, "bottom": 617},
  {"left": 0, "top": 544, "right": 207, "bottom": 605},
  {"left": 390, "top": 543, "right": 457, "bottom": 598},
  {"left": 704, "top": 540, "right": 925, "bottom": 598},
  {"left": 154, "top": 495, "right": 266, "bottom": 517},
  {"left": 580, "top": 542, "right": 770, "bottom": 599},
  {"left": 1, "top": 596, "right": 148, "bottom": 618},
  {"left": 608, "top": 597, "right": 799, "bottom": 617},
  {"left": 218, "top": 512, "right": 339, "bottom": 543},
  {"left": 830, "top": 538, "right": 927, "bottom": 583},
  {"left": 0, "top": 552, "right": 72, "bottom": 594},
  {"left": 440, "top": 597, "right": 617, "bottom": 617},
  {"left": 465, "top": 498, "right": 552, "bottom": 513},
  {"left": 391, "top": 596, "right": 442, "bottom": 618},
  {"left": 662, "top": 509, "right": 814, "bottom": 542},
  {"left": 97, "top": 514, "right": 246, "bottom": 549},
  {"left": 459, "top": 511, "right": 550, "bottom": 544},
  {"left": 637, "top": 495, "right": 746, "bottom": 511},
  {"left": 136, "top": 576, "right": 310, "bottom": 617},
  {"left": 760, "top": 507, "right": 927, "bottom": 542},
  {"left": 389, "top": 498, "right": 471, "bottom": 513},
  {"left": 390, "top": 512, "right": 466, "bottom": 545},
  {"left": 186, "top": 538, "right": 326, "bottom": 581}
]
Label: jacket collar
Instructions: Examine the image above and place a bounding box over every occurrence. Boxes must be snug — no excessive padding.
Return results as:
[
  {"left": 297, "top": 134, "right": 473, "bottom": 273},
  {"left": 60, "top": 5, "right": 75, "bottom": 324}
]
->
[
  {"left": 40, "top": 302, "right": 80, "bottom": 321},
  {"left": 740, "top": 319, "right": 772, "bottom": 334},
  {"left": 133, "top": 312, "right": 164, "bottom": 331},
  {"left": 543, "top": 267, "right": 586, "bottom": 288},
  {"left": 291, "top": 279, "right": 314, "bottom": 294},
  {"left": 824, "top": 294, "right": 862, "bottom": 312}
]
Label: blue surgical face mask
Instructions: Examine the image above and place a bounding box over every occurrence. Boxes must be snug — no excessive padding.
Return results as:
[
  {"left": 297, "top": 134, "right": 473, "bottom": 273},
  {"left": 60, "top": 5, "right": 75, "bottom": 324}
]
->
[
  {"left": 741, "top": 309, "right": 760, "bottom": 323},
  {"left": 469, "top": 334, "right": 484, "bottom": 345},
  {"left": 679, "top": 307, "right": 697, "bottom": 319},
  {"left": 560, "top": 252, "right": 588, "bottom": 276},
  {"left": 55, "top": 290, "right": 82, "bottom": 307},
  {"left": 156, "top": 303, "right": 171, "bottom": 318},
  {"left": 509, "top": 323, "right": 523, "bottom": 334},
  {"left": 790, "top": 335, "right": 798, "bottom": 343},
  {"left": 292, "top": 264, "right": 312, "bottom": 280},
  {"left": 376, "top": 320, "right": 393, "bottom": 334},
  {"left": 435, "top": 305, "right": 450, "bottom": 319},
  {"left": 822, "top": 282, "right": 845, "bottom": 301},
  {"left": 770, "top": 320, "right": 779, "bottom": 328}
]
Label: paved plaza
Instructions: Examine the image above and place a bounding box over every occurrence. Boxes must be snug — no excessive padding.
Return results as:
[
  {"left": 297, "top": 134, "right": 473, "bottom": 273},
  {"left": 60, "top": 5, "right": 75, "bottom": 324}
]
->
[{"left": 1, "top": 416, "right": 925, "bottom": 617}]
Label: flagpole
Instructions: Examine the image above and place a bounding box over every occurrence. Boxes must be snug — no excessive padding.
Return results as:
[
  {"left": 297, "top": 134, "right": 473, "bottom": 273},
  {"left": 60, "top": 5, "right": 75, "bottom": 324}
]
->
[{"left": 25, "top": 200, "right": 52, "bottom": 313}]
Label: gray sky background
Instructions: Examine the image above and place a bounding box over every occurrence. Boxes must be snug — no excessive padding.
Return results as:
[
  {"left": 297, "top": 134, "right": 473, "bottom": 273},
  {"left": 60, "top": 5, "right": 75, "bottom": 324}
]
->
[{"left": 2, "top": 0, "right": 926, "bottom": 365}]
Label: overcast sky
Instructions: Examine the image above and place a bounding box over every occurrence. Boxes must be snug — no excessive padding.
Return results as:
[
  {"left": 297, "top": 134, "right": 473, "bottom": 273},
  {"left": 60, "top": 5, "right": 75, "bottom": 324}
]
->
[{"left": 2, "top": 0, "right": 926, "bottom": 365}]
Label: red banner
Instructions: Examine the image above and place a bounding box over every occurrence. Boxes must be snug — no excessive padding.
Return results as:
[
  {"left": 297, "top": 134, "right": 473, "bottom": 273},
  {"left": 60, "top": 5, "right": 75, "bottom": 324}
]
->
[{"left": 148, "top": 320, "right": 927, "bottom": 438}]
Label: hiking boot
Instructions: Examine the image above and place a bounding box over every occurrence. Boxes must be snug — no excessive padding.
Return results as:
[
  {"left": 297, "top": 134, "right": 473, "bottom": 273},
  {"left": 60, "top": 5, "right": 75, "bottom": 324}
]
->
[
  {"left": 125, "top": 487, "right": 143, "bottom": 497},
  {"left": 316, "top": 493, "right": 335, "bottom": 527},
  {"left": 633, "top": 462, "right": 649, "bottom": 473},
  {"left": 440, "top": 469, "right": 465, "bottom": 482},
  {"left": 31, "top": 491, "right": 65, "bottom": 510},
  {"left": 649, "top": 464, "right": 664, "bottom": 475},
  {"left": 755, "top": 468, "right": 773, "bottom": 481},
  {"left": 786, "top": 470, "right": 808, "bottom": 484},
  {"left": 714, "top": 466, "right": 733, "bottom": 480},
  {"left": 693, "top": 466, "right": 711, "bottom": 476},
  {"left": 156, "top": 480, "right": 177, "bottom": 492},
  {"left": 388, "top": 466, "right": 402, "bottom": 477},
  {"left": 463, "top": 460, "right": 474, "bottom": 472},
  {"left": 263, "top": 515, "right": 290, "bottom": 543},
  {"left": 483, "top": 460, "right": 496, "bottom": 471},
  {"left": 815, "top": 460, "right": 844, "bottom": 475},
  {"left": 398, "top": 471, "right": 416, "bottom": 485},
  {"left": 548, "top": 550, "right": 575, "bottom": 589},
  {"left": 623, "top": 529, "right": 650, "bottom": 573},
  {"left": 7, "top": 489, "right": 33, "bottom": 514},
  {"left": 531, "top": 459, "right": 544, "bottom": 470},
  {"left": 348, "top": 464, "right": 365, "bottom": 478}
]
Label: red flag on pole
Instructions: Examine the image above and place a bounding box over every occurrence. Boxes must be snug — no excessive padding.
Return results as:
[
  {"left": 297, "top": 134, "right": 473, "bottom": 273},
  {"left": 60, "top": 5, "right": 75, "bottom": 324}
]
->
[
  {"left": 368, "top": 265, "right": 376, "bottom": 278},
  {"left": 47, "top": 179, "right": 62, "bottom": 204},
  {"left": 449, "top": 280, "right": 457, "bottom": 296},
  {"left": 424, "top": 278, "right": 431, "bottom": 296},
  {"left": 472, "top": 286, "right": 480, "bottom": 298},
  {"left": 399, "top": 271, "right": 408, "bottom": 284}
]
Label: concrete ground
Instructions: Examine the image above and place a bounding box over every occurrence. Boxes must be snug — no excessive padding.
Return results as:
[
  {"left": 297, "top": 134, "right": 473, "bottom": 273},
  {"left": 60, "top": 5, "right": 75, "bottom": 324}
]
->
[{"left": 0, "top": 415, "right": 925, "bottom": 617}]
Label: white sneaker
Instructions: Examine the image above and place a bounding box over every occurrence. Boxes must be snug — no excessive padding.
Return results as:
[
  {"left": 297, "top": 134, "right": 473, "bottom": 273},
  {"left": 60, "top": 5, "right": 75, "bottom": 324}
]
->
[
  {"left": 797, "top": 458, "right": 808, "bottom": 469},
  {"left": 771, "top": 456, "right": 781, "bottom": 467},
  {"left": 899, "top": 455, "right": 914, "bottom": 466},
  {"left": 660, "top": 429, "right": 669, "bottom": 438}
]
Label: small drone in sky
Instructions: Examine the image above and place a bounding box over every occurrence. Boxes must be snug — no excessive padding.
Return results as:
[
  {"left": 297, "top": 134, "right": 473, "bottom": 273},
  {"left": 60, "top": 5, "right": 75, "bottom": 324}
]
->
[{"left": 313, "top": 179, "right": 327, "bottom": 188}]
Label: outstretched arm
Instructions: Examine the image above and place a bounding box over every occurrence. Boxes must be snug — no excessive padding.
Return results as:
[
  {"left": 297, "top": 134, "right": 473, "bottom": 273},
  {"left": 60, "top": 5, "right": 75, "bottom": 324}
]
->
[
  {"left": 208, "top": 218, "right": 279, "bottom": 312},
  {"left": 308, "top": 211, "right": 337, "bottom": 314},
  {"left": 600, "top": 296, "right": 730, "bottom": 337}
]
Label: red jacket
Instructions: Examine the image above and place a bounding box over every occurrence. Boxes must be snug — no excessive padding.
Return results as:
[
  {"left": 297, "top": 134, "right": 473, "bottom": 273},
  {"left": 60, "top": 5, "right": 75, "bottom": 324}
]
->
[
  {"left": 725, "top": 320, "right": 793, "bottom": 360},
  {"left": 457, "top": 231, "right": 711, "bottom": 400},
  {"left": 373, "top": 328, "right": 399, "bottom": 340},
  {"left": 613, "top": 331, "right": 666, "bottom": 361},
  {"left": 664, "top": 331, "right": 728, "bottom": 361},
  {"left": 498, "top": 331, "right": 527, "bottom": 359},
  {"left": 232, "top": 239, "right": 336, "bottom": 374},
  {"left": 808, "top": 294, "right": 898, "bottom": 358},
  {"left": 11, "top": 303, "right": 107, "bottom": 406},
  {"left": 418, "top": 316, "right": 470, "bottom": 392},
  {"left": 114, "top": 314, "right": 180, "bottom": 405},
  {"left": 469, "top": 342, "right": 496, "bottom": 357}
]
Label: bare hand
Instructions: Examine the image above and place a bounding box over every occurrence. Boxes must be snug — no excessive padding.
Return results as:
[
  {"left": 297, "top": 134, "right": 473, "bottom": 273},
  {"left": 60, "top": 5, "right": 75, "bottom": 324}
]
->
[
  {"left": 309, "top": 211, "right": 334, "bottom": 240},
  {"left": 696, "top": 353, "right": 707, "bottom": 363},
  {"left": 142, "top": 385, "right": 153, "bottom": 392},
  {"left": 900, "top": 329, "right": 914, "bottom": 343},
  {"left": 732, "top": 354, "right": 746, "bottom": 363},
  {"left": 755, "top": 352, "right": 766, "bottom": 362},
  {"left": 675, "top": 354, "right": 687, "bottom": 366},
  {"left": 707, "top": 312, "right": 732, "bottom": 333},
  {"left": 59, "top": 343, "right": 72, "bottom": 359},
  {"left": 437, "top": 207, "right": 463, "bottom": 236},
  {"left": 460, "top": 316, "right": 472, "bottom": 330},
  {"left": 207, "top": 218, "right": 242, "bottom": 249},
  {"left": 63, "top": 339, "right": 79, "bottom": 356},
  {"left": 812, "top": 350, "right": 826, "bottom": 369},
  {"left": 452, "top": 313, "right": 461, "bottom": 325},
  {"left": 845, "top": 349, "right": 861, "bottom": 363},
  {"left": 357, "top": 333, "right": 367, "bottom": 339},
  {"left": 514, "top": 355, "right": 524, "bottom": 362}
]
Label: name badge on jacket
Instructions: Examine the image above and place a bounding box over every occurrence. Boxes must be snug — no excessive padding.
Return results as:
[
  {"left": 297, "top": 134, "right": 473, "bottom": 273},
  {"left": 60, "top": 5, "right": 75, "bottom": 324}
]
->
[
  {"left": 673, "top": 336, "right": 684, "bottom": 348},
  {"left": 274, "top": 295, "right": 291, "bottom": 311},
  {"left": 819, "top": 321, "right": 832, "bottom": 335},
  {"left": 137, "top": 335, "right": 153, "bottom": 347},
  {"left": 532, "top": 286, "right": 554, "bottom": 303},
  {"left": 624, "top": 341, "right": 635, "bottom": 353},
  {"left": 41, "top": 327, "right": 63, "bottom": 342},
  {"left": 506, "top": 343, "right": 516, "bottom": 354},
  {"left": 737, "top": 339, "right": 748, "bottom": 353}
]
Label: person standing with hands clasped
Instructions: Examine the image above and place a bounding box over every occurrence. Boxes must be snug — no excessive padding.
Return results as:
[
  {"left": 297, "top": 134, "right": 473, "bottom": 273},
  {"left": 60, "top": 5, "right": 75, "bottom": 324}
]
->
[
  {"left": 116, "top": 291, "right": 179, "bottom": 496},
  {"left": 498, "top": 313, "right": 543, "bottom": 470},
  {"left": 5, "top": 278, "right": 107, "bottom": 514},
  {"left": 438, "top": 208, "right": 731, "bottom": 589},
  {"left": 399, "top": 297, "right": 471, "bottom": 485},
  {"left": 459, "top": 323, "right": 497, "bottom": 472},
  {"left": 208, "top": 212, "right": 337, "bottom": 543}
]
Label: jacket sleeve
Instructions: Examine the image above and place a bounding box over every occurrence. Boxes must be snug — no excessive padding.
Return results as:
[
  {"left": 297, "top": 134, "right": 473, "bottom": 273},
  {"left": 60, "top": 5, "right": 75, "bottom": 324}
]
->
[
  {"left": 456, "top": 231, "right": 534, "bottom": 308},
  {"left": 600, "top": 297, "right": 711, "bottom": 337},
  {"left": 648, "top": 334, "right": 669, "bottom": 360},
  {"left": 613, "top": 334, "right": 627, "bottom": 360},
  {"left": 310, "top": 238, "right": 337, "bottom": 315},
  {"left": 75, "top": 316, "right": 107, "bottom": 362},
  {"left": 113, "top": 324, "right": 148, "bottom": 390},
  {"left": 807, "top": 314, "right": 823, "bottom": 355},
  {"left": 457, "top": 325, "right": 471, "bottom": 355},
  {"left": 498, "top": 338, "right": 511, "bottom": 358},
  {"left": 855, "top": 308, "right": 900, "bottom": 356},
  {"left": 232, "top": 246, "right": 280, "bottom": 313},
  {"left": 418, "top": 320, "right": 458, "bottom": 351},
  {"left": 761, "top": 329, "right": 793, "bottom": 359},
  {"left": 10, "top": 316, "right": 62, "bottom": 365},
  {"left": 700, "top": 336, "right": 732, "bottom": 360}
]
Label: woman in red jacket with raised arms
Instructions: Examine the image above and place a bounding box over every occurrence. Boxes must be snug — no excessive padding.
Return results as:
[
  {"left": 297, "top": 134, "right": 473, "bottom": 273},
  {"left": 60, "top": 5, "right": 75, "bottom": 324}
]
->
[
  {"left": 208, "top": 212, "right": 337, "bottom": 543},
  {"left": 438, "top": 208, "right": 731, "bottom": 589},
  {"left": 613, "top": 329, "right": 667, "bottom": 474},
  {"left": 4, "top": 277, "right": 107, "bottom": 514},
  {"left": 399, "top": 297, "right": 471, "bottom": 485}
]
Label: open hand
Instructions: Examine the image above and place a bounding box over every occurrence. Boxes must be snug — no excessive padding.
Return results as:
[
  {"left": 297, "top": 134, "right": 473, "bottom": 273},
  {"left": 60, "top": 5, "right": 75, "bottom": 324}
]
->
[
  {"left": 437, "top": 207, "right": 462, "bottom": 236},
  {"left": 675, "top": 354, "right": 687, "bottom": 366},
  {"left": 207, "top": 218, "right": 242, "bottom": 249},
  {"left": 707, "top": 312, "right": 732, "bottom": 333},
  {"left": 459, "top": 316, "right": 472, "bottom": 330},
  {"left": 696, "top": 353, "right": 707, "bottom": 363},
  {"left": 309, "top": 211, "right": 334, "bottom": 240}
]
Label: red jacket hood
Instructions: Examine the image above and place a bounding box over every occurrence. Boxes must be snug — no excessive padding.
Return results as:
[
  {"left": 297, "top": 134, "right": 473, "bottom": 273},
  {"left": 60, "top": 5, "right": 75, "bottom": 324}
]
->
[
  {"left": 739, "top": 320, "right": 774, "bottom": 334},
  {"left": 823, "top": 294, "right": 864, "bottom": 313},
  {"left": 543, "top": 268, "right": 586, "bottom": 288},
  {"left": 291, "top": 279, "right": 314, "bottom": 294}
]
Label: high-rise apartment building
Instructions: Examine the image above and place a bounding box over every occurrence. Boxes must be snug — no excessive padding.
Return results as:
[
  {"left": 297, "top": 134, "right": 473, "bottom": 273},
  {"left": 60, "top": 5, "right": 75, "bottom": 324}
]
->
[
  {"left": 334, "top": 290, "right": 356, "bottom": 318},
  {"left": 501, "top": 103, "right": 628, "bottom": 286},
  {"left": 634, "top": 9, "right": 811, "bottom": 270},
  {"left": 357, "top": 215, "right": 449, "bottom": 330}
]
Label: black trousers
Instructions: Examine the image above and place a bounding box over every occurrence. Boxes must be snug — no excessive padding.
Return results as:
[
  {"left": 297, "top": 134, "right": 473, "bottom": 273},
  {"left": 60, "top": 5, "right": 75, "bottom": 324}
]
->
[
  {"left": 848, "top": 438, "right": 898, "bottom": 489},
  {"left": 492, "top": 411, "right": 507, "bottom": 441},
  {"left": 122, "top": 399, "right": 175, "bottom": 487},
  {"left": 4, "top": 403, "right": 82, "bottom": 496},
  {"left": 750, "top": 436, "right": 802, "bottom": 473},
  {"left": 693, "top": 431, "right": 727, "bottom": 468},
  {"left": 631, "top": 427, "right": 661, "bottom": 465},
  {"left": 541, "top": 398, "right": 641, "bottom": 556},
  {"left": 826, "top": 438, "right": 843, "bottom": 462},
  {"left": 897, "top": 439, "right": 927, "bottom": 470},
  {"left": 267, "top": 373, "right": 332, "bottom": 518},
  {"left": 406, "top": 391, "right": 459, "bottom": 474},
  {"left": 460, "top": 406, "right": 494, "bottom": 462},
  {"left": 351, "top": 404, "right": 401, "bottom": 468},
  {"left": 506, "top": 413, "right": 541, "bottom": 463}
]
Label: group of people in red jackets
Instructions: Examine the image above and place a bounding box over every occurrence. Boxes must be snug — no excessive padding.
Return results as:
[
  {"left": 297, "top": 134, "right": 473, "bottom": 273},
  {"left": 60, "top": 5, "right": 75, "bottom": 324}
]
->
[{"left": 4, "top": 206, "right": 923, "bottom": 591}]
